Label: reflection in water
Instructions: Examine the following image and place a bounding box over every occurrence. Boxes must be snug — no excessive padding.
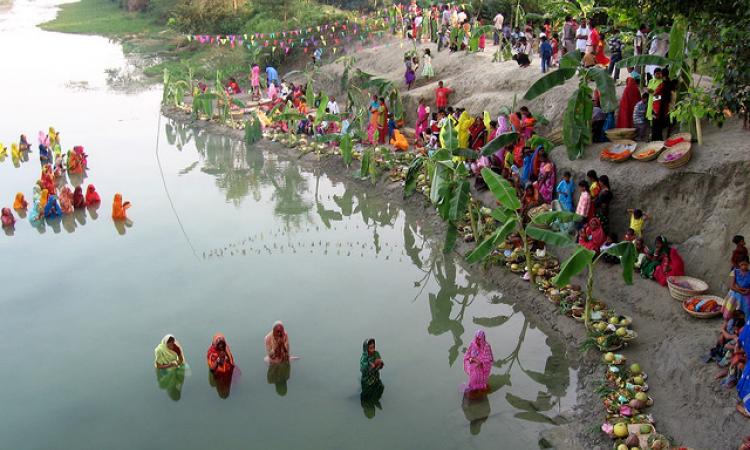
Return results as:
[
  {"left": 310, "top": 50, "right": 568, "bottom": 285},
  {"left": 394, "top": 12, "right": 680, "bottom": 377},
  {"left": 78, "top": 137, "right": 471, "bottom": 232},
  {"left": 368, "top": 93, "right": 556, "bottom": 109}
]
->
[
  {"left": 360, "top": 381, "right": 385, "bottom": 419},
  {"left": 114, "top": 218, "right": 133, "bottom": 235},
  {"left": 155, "top": 367, "right": 186, "bottom": 401},
  {"left": 462, "top": 392, "right": 491, "bottom": 435},
  {"left": 166, "top": 118, "right": 574, "bottom": 435},
  {"left": 266, "top": 362, "right": 291, "bottom": 397},
  {"left": 209, "top": 369, "right": 234, "bottom": 399}
]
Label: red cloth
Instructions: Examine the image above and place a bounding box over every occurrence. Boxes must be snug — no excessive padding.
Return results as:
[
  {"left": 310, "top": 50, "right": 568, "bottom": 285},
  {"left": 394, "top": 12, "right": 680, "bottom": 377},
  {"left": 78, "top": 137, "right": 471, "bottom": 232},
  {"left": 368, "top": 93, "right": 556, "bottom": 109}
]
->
[
  {"left": 589, "top": 28, "right": 610, "bottom": 65},
  {"left": 579, "top": 218, "right": 606, "bottom": 251},
  {"left": 435, "top": 87, "right": 452, "bottom": 108},
  {"left": 85, "top": 184, "right": 101, "bottom": 205},
  {"left": 654, "top": 248, "right": 685, "bottom": 286},
  {"left": 617, "top": 77, "right": 641, "bottom": 128},
  {"left": 206, "top": 333, "right": 235, "bottom": 375}
]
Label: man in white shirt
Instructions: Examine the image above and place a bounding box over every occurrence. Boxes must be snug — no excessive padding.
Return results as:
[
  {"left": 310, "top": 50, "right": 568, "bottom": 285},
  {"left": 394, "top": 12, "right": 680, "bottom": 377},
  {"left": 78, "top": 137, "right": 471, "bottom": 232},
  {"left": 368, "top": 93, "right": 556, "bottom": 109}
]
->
[
  {"left": 327, "top": 96, "right": 340, "bottom": 115},
  {"left": 493, "top": 12, "right": 504, "bottom": 45},
  {"left": 575, "top": 18, "right": 589, "bottom": 52},
  {"left": 457, "top": 8, "right": 467, "bottom": 24}
]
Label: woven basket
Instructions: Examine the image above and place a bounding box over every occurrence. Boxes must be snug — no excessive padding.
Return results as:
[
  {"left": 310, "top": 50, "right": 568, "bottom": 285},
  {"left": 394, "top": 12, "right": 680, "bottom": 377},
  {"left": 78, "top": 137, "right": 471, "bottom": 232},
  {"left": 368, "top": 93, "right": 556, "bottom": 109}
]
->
[
  {"left": 666, "top": 132, "right": 692, "bottom": 145},
  {"left": 601, "top": 140, "right": 637, "bottom": 162},
  {"left": 658, "top": 142, "right": 692, "bottom": 169},
  {"left": 632, "top": 141, "right": 664, "bottom": 161},
  {"left": 682, "top": 295, "right": 724, "bottom": 319},
  {"left": 668, "top": 276, "right": 709, "bottom": 301},
  {"left": 605, "top": 128, "right": 637, "bottom": 140},
  {"left": 548, "top": 127, "right": 564, "bottom": 145}
]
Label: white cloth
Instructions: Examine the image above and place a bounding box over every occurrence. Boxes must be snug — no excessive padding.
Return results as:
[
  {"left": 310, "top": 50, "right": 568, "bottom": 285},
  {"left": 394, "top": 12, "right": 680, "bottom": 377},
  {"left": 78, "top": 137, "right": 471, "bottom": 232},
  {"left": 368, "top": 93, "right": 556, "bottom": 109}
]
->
[
  {"left": 327, "top": 100, "right": 340, "bottom": 115},
  {"left": 493, "top": 13, "right": 503, "bottom": 30},
  {"left": 575, "top": 26, "right": 590, "bottom": 52},
  {"left": 646, "top": 33, "right": 669, "bottom": 76}
]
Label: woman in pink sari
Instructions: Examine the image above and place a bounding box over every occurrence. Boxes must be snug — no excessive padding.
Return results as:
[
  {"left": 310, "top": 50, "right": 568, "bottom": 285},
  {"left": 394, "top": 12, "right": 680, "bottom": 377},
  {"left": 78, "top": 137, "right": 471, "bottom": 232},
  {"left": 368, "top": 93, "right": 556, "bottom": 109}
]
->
[
  {"left": 265, "top": 321, "right": 290, "bottom": 365},
  {"left": 415, "top": 99, "right": 428, "bottom": 145},
  {"left": 536, "top": 153, "right": 556, "bottom": 203},
  {"left": 463, "top": 330, "right": 493, "bottom": 393}
]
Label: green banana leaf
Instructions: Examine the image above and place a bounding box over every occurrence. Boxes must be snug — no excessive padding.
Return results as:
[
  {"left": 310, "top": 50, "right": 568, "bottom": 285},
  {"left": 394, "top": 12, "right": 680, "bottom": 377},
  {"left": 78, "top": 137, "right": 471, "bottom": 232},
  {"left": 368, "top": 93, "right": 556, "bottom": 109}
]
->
[
  {"left": 480, "top": 168, "right": 521, "bottom": 211},
  {"left": 602, "top": 241, "right": 636, "bottom": 284},
  {"left": 444, "top": 222, "right": 458, "bottom": 254},
  {"left": 465, "top": 218, "right": 518, "bottom": 264},
  {"left": 559, "top": 50, "right": 582, "bottom": 69},
  {"left": 551, "top": 246, "right": 595, "bottom": 287},
  {"left": 448, "top": 179, "right": 470, "bottom": 222},
  {"left": 525, "top": 226, "right": 575, "bottom": 247},
  {"left": 523, "top": 68, "right": 577, "bottom": 101},
  {"left": 527, "top": 135, "right": 555, "bottom": 153},
  {"left": 340, "top": 134, "right": 353, "bottom": 168},
  {"left": 403, "top": 156, "right": 424, "bottom": 197},
  {"left": 480, "top": 132, "right": 519, "bottom": 156},
  {"left": 587, "top": 67, "right": 617, "bottom": 112},
  {"left": 531, "top": 210, "right": 582, "bottom": 225},
  {"left": 614, "top": 54, "right": 670, "bottom": 70}
]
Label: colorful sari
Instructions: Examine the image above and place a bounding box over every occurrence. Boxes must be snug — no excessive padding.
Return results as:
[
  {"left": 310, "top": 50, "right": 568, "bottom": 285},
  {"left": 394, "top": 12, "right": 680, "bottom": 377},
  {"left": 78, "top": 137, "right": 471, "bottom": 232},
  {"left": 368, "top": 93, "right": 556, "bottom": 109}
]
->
[
  {"left": 457, "top": 112, "right": 472, "bottom": 148},
  {"left": 59, "top": 186, "right": 74, "bottom": 214},
  {"left": 13, "top": 193, "right": 27, "bottom": 210},
  {"left": 556, "top": 179, "right": 575, "bottom": 211},
  {"left": 112, "top": 193, "right": 130, "bottom": 220},
  {"left": 726, "top": 268, "right": 750, "bottom": 318},
  {"left": 85, "top": 184, "right": 101, "bottom": 205},
  {"left": 360, "top": 338, "right": 383, "bottom": 391},
  {"left": 73, "top": 187, "right": 85, "bottom": 209},
  {"left": 415, "top": 104, "right": 428, "bottom": 141},
  {"left": 40, "top": 189, "right": 49, "bottom": 210},
  {"left": 1, "top": 208, "right": 14, "bottom": 227},
  {"left": 154, "top": 334, "right": 181, "bottom": 367},
  {"left": 653, "top": 247, "right": 685, "bottom": 286},
  {"left": 377, "top": 104, "right": 388, "bottom": 144},
  {"left": 617, "top": 77, "right": 641, "bottom": 128},
  {"left": 537, "top": 161, "right": 556, "bottom": 203},
  {"left": 579, "top": 218, "right": 606, "bottom": 252},
  {"left": 737, "top": 326, "right": 750, "bottom": 413},
  {"left": 206, "top": 333, "right": 235, "bottom": 375},
  {"left": 588, "top": 27, "right": 609, "bottom": 65},
  {"left": 463, "top": 330, "right": 493, "bottom": 392},
  {"left": 640, "top": 236, "right": 670, "bottom": 279},
  {"left": 265, "top": 321, "right": 290, "bottom": 365}
]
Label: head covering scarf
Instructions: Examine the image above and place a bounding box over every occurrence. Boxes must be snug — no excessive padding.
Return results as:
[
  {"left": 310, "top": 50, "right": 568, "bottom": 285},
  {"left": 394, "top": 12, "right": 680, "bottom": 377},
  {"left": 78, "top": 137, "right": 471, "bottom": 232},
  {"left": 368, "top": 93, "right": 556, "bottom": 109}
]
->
[
  {"left": 1, "top": 208, "right": 15, "bottom": 227},
  {"left": 40, "top": 189, "right": 49, "bottom": 210},
  {"left": 154, "top": 334, "right": 180, "bottom": 367},
  {"left": 206, "top": 333, "right": 235, "bottom": 375},
  {"left": 44, "top": 194, "right": 62, "bottom": 218},
  {"left": 85, "top": 184, "right": 101, "bottom": 205},
  {"left": 463, "top": 330, "right": 494, "bottom": 392},
  {"left": 360, "top": 338, "right": 382, "bottom": 388},
  {"left": 579, "top": 217, "right": 606, "bottom": 251},
  {"left": 13, "top": 193, "right": 27, "bottom": 210},
  {"left": 265, "top": 321, "right": 290, "bottom": 364},
  {"left": 59, "top": 186, "right": 74, "bottom": 214},
  {"left": 72, "top": 187, "right": 85, "bottom": 209},
  {"left": 112, "top": 193, "right": 129, "bottom": 220}
]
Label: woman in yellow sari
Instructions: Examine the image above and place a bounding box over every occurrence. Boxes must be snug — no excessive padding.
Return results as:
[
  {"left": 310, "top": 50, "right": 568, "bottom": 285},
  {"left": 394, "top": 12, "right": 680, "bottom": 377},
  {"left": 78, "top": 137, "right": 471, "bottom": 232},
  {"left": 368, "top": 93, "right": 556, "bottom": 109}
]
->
[{"left": 457, "top": 111, "right": 472, "bottom": 148}]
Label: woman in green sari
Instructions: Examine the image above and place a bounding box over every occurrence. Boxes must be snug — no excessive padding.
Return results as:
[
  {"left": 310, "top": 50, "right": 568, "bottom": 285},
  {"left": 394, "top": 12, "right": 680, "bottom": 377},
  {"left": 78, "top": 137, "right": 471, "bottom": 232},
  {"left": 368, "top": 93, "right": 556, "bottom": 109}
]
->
[
  {"left": 360, "top": 338, "right": 385, "bottom": 417},
  {"left": 640, "top": 236, "right": 668, "bottom": 279},
  {"left": 154, "top": 334, "right": 186, "bottom": 401}
]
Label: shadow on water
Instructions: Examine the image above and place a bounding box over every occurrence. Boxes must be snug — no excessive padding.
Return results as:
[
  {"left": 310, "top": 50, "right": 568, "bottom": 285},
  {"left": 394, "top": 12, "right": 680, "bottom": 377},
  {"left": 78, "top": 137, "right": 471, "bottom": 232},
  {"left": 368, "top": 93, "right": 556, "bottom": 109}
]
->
[
  {"left": 266, "top": 362, "right": 291, "bottom": 397},
  {"left": 155, "top": 367, "right": 186, "bottom": 402},
  {"left": 164, "top": 118, "right": 573, "bottom": 432}
]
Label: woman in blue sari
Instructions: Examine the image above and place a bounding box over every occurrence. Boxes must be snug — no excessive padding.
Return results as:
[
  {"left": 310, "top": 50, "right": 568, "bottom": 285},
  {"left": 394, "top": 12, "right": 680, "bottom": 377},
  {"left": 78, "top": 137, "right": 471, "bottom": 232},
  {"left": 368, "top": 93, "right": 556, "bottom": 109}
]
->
[
  {"left": 736, "top": 324, "right": 750, "bottom": 418},
  {"left": 44, "top": 195, "right": 62, "bottom": 218},
  {"left": 727, "top": 257, "right": 750, "bottom": 319}
]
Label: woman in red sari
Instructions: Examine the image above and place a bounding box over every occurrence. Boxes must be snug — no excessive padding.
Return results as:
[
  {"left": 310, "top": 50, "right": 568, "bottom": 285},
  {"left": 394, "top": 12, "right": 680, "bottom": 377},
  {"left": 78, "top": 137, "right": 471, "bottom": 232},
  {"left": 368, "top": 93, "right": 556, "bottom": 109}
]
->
[
  {"left": 468, "top": 116, "right": 486, "bottom": 150},
  {"left": 587, "top": 20, "right": 609, "bottom": 66},
  {"left": 616, "top": 75, "right": 642, "bottom": 128},
  {"left": 578, "top": 217, "right": 606, "bottom": 252},
  {"left": 206, "top": 333, "right": 235, "bottom": 398},
  {"left": 653, "top": 244, "right": 685, "bottom": 286}
]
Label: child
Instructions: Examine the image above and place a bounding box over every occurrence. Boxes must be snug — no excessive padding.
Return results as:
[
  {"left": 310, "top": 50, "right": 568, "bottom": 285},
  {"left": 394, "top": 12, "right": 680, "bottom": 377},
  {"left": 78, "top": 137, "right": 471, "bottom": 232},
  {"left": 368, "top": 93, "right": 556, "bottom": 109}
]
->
[
  {"left": 633, "top": 92, "right": 649, "bottom": 141},
  {"left": 587, "top": 170, "right": 600, "bottom": 197},
  {"left": 478, "top": 20, "right": 486, "bottom": 51},
  {"left": 600, "top": 233, "right": 620, "bottom": 264},
  {"left": 539, "top": 35, "right": 552, "bottom": 73},
  {"left": 387, "top": 113, "right": 397, "bottom": 142},
  {"left": 624, "top": 228, "right": 636, "bottom": 242},
  {"left": 732, "top": 235, "right": 748, "bottom": 269},
  {"left": 627, "top": 208, "right": 649, "bottom": 237},
  {"left": 405, "top": 56, "right": 417, "bottom": 90},
  {"left": 634, "top": 237, "right": 647, "bottom": 268},
  {"left": 575, "top": 180, "right": 591, "bottom": 227},
  {"left": 556, "top": 171, "right": 575, "bottom": 211},
  {"left": 551, "top": 32, "right": 560, "bottom": 66},
  {"left": 422, "top": 49, "right": 434, "bottom": 79}
]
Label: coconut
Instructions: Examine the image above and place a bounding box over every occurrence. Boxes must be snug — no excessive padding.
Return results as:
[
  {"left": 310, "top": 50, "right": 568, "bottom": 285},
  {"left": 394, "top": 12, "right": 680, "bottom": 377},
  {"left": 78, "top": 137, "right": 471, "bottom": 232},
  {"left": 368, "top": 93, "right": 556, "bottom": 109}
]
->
[
  {"left": 613, "top": 422, "right": 629, "bottom": 438},
  {"left": 625, "top": 434, "right": 640, "bottom": 448},
  {"left": 628, "top": 399, "right": 645, "bottom": 410}
]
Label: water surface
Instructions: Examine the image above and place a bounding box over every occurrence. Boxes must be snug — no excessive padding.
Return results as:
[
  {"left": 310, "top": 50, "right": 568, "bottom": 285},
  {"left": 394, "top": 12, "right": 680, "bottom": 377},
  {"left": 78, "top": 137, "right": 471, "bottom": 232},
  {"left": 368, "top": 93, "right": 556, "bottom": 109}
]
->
[{"left": 0, "top": 2, "right": 576, "bottom": 449}]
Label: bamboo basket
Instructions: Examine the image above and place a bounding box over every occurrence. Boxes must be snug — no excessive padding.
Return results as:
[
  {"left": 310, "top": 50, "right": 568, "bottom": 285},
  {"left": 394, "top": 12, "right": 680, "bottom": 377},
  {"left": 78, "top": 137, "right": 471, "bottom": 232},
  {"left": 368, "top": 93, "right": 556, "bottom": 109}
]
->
[
  {"left": 666, "top": 132, "right": 692, "bottom": 145},
  {"left": 601, "top": 140, "right": 637, "bottom": 162},
  {"left": 667, "top": 276, "right": 709, "bottom": 301},
  {"left": 682, "top": 295, "right": 724, "bottom": 318},
  {"left": 657, "top": 142, "right": 692, "bottom": 169},
  {"left": 632, "top": 141, "right": 664, "bottom": 161},
  {"left": 605, "top": 128, "right": 637, "bottom": 140}
]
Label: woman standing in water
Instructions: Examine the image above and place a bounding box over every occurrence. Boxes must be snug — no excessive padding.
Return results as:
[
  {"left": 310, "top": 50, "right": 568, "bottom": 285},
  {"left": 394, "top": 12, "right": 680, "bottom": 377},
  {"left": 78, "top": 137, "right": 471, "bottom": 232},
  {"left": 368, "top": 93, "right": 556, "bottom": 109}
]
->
[
  {"left": 154, "top": 334, "right": 186, "bottom": 401},
  {"left": 360, "top": 338, "right": 385, "bottom": 417},
  {"left": 207, "top": 333, "right": 235, "bottom": 398},
  {"left": 265, "top": 321, "right": 290, "bottom": 364},
  {"left": 463, "top": 330, "right": 493, "bottom": 393}
]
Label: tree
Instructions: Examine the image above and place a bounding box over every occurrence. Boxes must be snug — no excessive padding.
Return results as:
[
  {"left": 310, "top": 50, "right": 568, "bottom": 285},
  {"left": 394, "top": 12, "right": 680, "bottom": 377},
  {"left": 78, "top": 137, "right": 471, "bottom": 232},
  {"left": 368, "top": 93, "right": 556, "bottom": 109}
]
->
[{"left": 523, "top": 51, "right": 617, "bottom": 160}]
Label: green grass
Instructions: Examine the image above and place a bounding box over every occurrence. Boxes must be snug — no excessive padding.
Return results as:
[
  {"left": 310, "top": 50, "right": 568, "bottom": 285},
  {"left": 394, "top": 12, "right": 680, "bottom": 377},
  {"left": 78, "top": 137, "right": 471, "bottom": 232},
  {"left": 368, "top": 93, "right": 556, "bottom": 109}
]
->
[{"left": 40, "top": 0, "right": 162, "bottom": 37}]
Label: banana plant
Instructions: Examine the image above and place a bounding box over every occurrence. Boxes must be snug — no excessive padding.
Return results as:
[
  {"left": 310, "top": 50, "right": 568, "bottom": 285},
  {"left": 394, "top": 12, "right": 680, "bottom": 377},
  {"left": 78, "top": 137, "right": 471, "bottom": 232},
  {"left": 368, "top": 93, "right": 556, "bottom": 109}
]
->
[
  {"left": 548, "top": 241, "right": 636, "bottom": 331},
  {"left": 244, "top": 112, "right": 263, "bottom": 145},
  {"left": 465, "top": 168, "right": 582, "bottom": 287},
  {"left": 468, "top": 24, "right": 494, "bottom": 53},
  {"left": 523, "top": 50, "right": 617, "bottom": 160}
]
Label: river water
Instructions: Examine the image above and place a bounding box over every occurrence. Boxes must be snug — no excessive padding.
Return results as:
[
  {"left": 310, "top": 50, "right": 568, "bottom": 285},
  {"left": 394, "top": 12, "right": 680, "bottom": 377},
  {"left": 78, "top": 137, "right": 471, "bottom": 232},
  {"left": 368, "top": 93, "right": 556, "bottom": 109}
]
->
[{"left": 0, "top": 1, "right": 577, "bottom": 449}]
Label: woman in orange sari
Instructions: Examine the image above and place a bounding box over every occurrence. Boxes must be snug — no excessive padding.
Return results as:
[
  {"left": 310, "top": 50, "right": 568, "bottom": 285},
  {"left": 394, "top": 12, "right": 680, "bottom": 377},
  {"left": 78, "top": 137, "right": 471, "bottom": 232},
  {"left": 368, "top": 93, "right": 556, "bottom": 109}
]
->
[
  {"left": 112, "top": 193, "right": 131, "bottom": 220},
  {"left": 587, "top": 20, "right": 609, "bottom": 66},
  {"left": 207, "top": 333, "right": 235, "bottom": 398}
]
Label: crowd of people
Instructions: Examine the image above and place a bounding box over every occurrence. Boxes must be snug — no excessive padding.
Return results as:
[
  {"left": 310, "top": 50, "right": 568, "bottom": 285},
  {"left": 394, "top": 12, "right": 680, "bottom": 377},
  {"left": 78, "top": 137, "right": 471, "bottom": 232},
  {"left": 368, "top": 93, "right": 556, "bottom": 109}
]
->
[{"left": 1, "top": 127, "right": 133, "bottom": 235}]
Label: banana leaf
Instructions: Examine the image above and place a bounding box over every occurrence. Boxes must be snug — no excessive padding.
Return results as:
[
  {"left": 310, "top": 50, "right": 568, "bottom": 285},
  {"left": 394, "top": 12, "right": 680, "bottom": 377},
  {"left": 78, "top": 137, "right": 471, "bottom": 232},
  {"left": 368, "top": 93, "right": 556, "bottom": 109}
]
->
[
  {"left": 465, "top": 218, "right": 518, "bottom": 264},
  {"left": 448, "top": 179, "right": 470, "bottom": 222},
  {"left": 602, "top": 241, "right": 636, "bottom": 284},
  {"left": 359, "top": 148, "right": 371, "bottom": 179},
  {"left": 444, "top": 222, "right": 458, "bottom": 254},
  {"left": 315, "top": 94, "right": 329, "bottom": 124},
  {"left": 472, "top": 315, "right": 511, "bottom": 327},
  {"left": 340, "top": 134, "right": 354, "bottom": 168},
  {"left": 440, "top": 119, "right": 459, "bottom": 151},
  {"left": 614, "top": 54, "right": 670, "bottom": 70},
  {"left": 452, "top": 148, "right": 479, "bottom": 160},
  {"left": 559, "top": 50, "right": 582, "bottom": 69},
  {"left": 531, "top": 210, "right": 582, "bottom": 225},
  {"left": 525, "top": 226, "right": 575, "bottom": 247},
  {"left": 480, "top": 167, "right": 521, "bottom": 211},
  {"left": 551, "top": 246, "right": 594, "bottom": 288},
  {"left": 587, "top": 67, "right": 617, "bottom": 112},
  {"left": 491, "top": 208, "right": 514, "bottom": 223},
  {"left": 523, "top": 68, "right": 577, "bottom": 101},
  {"left": 667, "top": 16, "right": 687, "bottom": 64},
  {"left": 527, "top": 135, "right": 554, "bottom": 153},
  {"left": 403, "top": 156, "right": 424, "bottom": 197},
  {"left": 480, "top": 132, "right": 519, "bottom": 156},
  {"left": 430, "top": 162, "right": 450, "bottom": 204},
  {"left": 436, "top": 182, "right": 453, "bottom": 220}
]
